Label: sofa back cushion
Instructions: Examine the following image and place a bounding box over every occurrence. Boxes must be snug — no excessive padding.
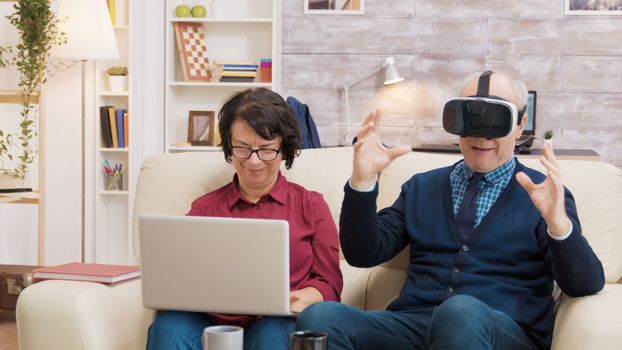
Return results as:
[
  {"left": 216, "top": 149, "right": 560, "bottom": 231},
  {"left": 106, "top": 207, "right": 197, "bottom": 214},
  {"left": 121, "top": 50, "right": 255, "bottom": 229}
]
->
[
  {"left": 378, "top": 153, "right": 622, "bottom": 284},
  {"left": 132, "top": 152, "right": 235, "bottom": 259},
  {"left": 132, "top": 148, "right": 371, "bottom": 307},
  {"left": 133, "top": 148, "right": 622, "bottom": 312}
]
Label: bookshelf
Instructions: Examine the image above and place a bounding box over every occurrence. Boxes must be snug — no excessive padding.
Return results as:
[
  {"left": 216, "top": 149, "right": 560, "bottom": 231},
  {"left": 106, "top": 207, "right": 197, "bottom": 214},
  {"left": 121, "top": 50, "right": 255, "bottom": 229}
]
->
[
  {"left": 0, "top": 90, "right": 44, "bottom": 265},
  {"left": 93, "top": 0, "right": 133, "bottom": 264},
  {"left": 164, "top": 0, "right": 282, "bottom": 152}
]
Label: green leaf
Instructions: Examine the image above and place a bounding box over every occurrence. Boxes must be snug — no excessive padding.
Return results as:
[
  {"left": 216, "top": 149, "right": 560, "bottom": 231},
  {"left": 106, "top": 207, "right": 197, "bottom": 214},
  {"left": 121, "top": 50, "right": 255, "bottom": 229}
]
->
[{"left": 1, "top": 0, "right": 63, "bottom": 176}]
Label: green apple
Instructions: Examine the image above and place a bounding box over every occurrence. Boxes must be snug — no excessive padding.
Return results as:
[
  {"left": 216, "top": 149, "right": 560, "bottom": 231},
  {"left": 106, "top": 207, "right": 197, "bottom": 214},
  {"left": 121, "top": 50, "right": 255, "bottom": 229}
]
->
[
  {"left": 191, "top": 5, "right": 206, "bottom": 18},
  {"left": 175, "top": 5, "right": 191, "bottom": 17}
]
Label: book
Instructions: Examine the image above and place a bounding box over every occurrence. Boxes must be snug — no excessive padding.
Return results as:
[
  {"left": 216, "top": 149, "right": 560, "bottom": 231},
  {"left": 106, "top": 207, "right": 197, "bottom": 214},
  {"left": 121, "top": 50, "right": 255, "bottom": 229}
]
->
[
  {"left": 219, "top": 76, "right": 255, "bottom": 82},
  {"left": 33, "top": 262, "right": 140, "bottom": 284},
  {"left": 106, "top": 0, "right": 116, "bottom": 26},
  {"left": 108, "top": 107, "right": 118, "bottom": 148},
  {"left": 116, "top": 108, "right": 125, "bottom": 148},
  {"left": 223, "top": 64, "right": 258, "bottom": 70},
  {"left": 219, "top": 69, "right": 257, "bottom": 74},
  {"left": 123, "top": 112, "right": 129, "bottom": 147},
  {"left": 99, "top": 105, "right": 113, "bottom": 148},
  {"left": 218, "top": 72, "right": 257, "bottom": 77}
]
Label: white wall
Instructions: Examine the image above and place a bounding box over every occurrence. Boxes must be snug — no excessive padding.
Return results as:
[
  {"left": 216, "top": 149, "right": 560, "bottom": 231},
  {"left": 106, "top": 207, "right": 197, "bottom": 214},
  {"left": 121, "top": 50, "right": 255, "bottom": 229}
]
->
[
  {"left": 40, "top": 60, "right": 85, "bottom": 264},
  {"left": 280, "top": 0, "right": 622, "bottom": 167}
]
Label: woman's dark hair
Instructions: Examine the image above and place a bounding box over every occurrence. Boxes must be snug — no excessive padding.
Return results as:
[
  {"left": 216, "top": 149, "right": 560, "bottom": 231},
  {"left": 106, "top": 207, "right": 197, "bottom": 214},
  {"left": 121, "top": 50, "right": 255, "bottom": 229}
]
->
[{"left": 218, "top": 88, "right": 301, "bottom": 169}]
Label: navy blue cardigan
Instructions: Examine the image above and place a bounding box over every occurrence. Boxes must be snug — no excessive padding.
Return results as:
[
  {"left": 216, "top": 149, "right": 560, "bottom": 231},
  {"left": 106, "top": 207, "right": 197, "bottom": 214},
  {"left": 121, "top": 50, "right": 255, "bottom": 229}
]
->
[{"left": 339, "top": 160, "right": 604, "bottom": 349}]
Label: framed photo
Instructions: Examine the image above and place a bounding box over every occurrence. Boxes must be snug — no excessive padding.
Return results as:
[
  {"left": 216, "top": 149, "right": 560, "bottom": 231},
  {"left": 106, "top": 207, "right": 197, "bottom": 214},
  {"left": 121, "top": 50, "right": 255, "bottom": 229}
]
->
[
  {"left": 565, "top": 0, "right": 622, "bottom": 15},
  {"left": 187, "top": 110, "right": 215, "bottom": 146},
  {"left": 304, "top": 0, "right": 364, "bottom": 15}
]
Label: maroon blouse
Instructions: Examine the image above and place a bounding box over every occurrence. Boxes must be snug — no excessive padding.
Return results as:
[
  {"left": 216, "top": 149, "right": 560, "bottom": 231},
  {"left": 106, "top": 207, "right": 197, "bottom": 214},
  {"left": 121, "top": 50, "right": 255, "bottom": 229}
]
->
[{"left": 187, "top": 173, "right": 343, "bottom": 328}]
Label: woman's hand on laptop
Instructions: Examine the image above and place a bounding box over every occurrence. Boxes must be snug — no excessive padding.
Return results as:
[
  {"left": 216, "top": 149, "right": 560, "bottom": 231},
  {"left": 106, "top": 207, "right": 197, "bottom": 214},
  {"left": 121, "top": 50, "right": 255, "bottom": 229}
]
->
[{"left": 290, "top": 287, "right": 324, "bottom": 313}]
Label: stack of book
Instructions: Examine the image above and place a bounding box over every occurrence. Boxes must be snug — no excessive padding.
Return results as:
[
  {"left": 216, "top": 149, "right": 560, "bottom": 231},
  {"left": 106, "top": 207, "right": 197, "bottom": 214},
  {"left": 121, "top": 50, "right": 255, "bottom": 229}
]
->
[
  {"left": 217, "top": 63, "right": 258, "bottom": 83},
  {"left": 100, "top": 105, "right": 129, "bottom": 148}
]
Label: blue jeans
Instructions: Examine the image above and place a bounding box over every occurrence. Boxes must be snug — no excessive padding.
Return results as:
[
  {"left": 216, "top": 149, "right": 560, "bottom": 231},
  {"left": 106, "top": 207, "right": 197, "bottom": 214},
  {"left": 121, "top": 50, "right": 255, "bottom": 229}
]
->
[
  {"left": 147, "top": 311, "right": 295, "bottom": 350},
  {"left": 296, "top": 295, "right": 537, "bottom": 350}
]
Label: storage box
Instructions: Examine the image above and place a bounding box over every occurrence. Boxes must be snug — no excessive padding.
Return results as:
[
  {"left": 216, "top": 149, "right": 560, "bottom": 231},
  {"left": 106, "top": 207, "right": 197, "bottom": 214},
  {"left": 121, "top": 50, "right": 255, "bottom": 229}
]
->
[
  {"left": 0, "top": 265, "right": 40, "bottom": 310},
  {"left": 260, "top": 58, "right": 272, "bottom": 83}
]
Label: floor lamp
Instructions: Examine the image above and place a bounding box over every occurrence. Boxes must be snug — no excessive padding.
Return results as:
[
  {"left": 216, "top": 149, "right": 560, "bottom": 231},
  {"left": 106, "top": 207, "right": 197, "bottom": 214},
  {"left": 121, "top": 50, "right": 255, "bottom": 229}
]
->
[
  {"left": 52, "top": 0, "right": 119, "bottom": 262},
  {"left": 341, "top": 57, "right": 405, "bottom": 145}
]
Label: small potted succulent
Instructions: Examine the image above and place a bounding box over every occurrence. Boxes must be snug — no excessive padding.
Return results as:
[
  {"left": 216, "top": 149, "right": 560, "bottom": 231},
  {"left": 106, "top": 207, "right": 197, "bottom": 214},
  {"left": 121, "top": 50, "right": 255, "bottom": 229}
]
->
[
  {"left": 106, "top": 66, "right": 128, "bottom": 91},
  {"left": 542, "top": 129, "right": 554, "bottom": 147}
]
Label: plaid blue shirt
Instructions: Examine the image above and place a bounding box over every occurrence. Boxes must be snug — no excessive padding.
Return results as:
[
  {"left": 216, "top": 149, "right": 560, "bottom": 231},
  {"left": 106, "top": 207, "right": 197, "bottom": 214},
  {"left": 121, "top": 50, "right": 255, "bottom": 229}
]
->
[{"left": 450, "top": 157, "right": 516, "bottom": 227}]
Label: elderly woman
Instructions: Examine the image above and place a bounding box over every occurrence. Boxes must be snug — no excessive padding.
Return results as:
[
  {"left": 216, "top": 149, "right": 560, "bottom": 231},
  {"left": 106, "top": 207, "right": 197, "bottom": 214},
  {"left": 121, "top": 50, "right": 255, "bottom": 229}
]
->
[{"left": 147, "top": 88, "right": 343, "bottom": 350}]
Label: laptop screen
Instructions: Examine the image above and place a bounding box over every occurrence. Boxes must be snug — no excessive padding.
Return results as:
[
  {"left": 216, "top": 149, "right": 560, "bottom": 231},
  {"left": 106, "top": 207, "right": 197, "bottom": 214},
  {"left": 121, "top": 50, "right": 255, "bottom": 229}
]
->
[{"left": 523, "top": 91, "right": 537, "bottom": 136}]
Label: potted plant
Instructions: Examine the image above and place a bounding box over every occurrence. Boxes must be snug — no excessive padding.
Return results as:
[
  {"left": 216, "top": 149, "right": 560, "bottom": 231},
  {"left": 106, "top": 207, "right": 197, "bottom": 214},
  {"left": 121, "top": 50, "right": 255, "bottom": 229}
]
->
[
  {"left": 542, "top": 129, "right": 554, "bottom": 147},
  {"left": 106, "top": 66, "right": 128, "bottom": 91},
  {"left": 0, "top": 0, "right": 65, "bottom": 188}
]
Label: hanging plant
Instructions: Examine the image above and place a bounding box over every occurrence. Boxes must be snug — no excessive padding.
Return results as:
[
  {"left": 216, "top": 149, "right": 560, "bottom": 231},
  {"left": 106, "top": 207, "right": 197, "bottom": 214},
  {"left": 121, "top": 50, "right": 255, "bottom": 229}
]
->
[{"left": 0, "top": 0, "right": 65, "bottom": 179}]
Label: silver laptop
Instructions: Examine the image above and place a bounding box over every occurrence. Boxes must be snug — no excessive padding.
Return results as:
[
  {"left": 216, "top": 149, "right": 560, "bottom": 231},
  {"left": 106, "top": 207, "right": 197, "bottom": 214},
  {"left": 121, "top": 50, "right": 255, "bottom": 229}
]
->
[{"left": 138, "top": 214, "right": 291, "bottom": 316}]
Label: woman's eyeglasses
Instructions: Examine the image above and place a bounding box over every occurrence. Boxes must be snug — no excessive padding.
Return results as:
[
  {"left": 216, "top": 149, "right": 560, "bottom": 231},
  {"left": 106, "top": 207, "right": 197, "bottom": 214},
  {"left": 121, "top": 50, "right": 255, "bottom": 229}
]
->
[{"left": 231, "top": 146, "right": 280, "bottom": 161}]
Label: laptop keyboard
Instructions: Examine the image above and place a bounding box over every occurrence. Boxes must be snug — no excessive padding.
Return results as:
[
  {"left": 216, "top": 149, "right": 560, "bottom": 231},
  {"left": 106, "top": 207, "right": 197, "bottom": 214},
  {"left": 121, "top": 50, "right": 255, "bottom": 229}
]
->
[{"left": 412, "top": 143, "right": 461, "bottom": 153}]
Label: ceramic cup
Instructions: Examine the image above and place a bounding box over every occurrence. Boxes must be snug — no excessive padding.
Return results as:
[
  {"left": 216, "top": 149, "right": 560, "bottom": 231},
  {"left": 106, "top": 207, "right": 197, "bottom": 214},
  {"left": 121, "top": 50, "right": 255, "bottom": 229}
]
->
[
  {"left": 202, "top": 325, "right": 243, "bottom": 350},
  {"left": 289, "top": 330, "right": 328, "bottom": 350}
]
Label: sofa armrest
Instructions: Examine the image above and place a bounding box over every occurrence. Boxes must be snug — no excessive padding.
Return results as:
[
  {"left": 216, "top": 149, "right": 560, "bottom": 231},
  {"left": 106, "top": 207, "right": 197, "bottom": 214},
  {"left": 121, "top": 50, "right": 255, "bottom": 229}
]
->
[
  {"left": 16, "top": 279, "right": 154, "bottom": 350},
  {"left": 552, "top": 283, "right": 622, "bottom": 350}
]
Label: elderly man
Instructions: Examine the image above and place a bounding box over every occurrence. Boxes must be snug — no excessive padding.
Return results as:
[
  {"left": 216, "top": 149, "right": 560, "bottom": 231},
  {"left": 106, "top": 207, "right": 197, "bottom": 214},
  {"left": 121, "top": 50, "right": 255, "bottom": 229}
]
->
[{"left": 296, "top": 71, "right": 604, "bottom": 350}]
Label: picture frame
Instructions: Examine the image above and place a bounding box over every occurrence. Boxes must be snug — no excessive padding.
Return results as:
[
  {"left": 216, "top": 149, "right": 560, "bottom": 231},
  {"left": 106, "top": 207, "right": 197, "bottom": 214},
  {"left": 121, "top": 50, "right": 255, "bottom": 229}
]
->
[
  {"left": 187, "top": 110, "right": 215, "bottom": 146},
  {"left": 565, "top": 0, "right": 622, "bottom": 15},
  {"left": 304, "top": 0, "right": 364, "bottom": 15}
]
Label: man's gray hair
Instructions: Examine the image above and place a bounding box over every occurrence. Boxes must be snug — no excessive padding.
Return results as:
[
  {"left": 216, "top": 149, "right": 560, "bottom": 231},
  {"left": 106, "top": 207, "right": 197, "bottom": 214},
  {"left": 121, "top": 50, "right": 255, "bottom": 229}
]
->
[{"left": 459, "top": 71, "right": 528, "bottom": 110}]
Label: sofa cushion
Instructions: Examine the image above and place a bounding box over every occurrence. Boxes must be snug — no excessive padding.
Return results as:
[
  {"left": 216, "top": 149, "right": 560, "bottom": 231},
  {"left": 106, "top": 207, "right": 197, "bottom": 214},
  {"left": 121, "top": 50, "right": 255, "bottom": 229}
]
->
[
  {"left": 547, "top": 160, "right": 622, "bottom": 283},
  {"left": 378, "top": 152, "right": 622, "bottom": 283},
  {"left": 552, "top": 283, "right": 622, "bottom": 350},
  {"left": 132, "top": 148, "right": 622, "bottom": 312},
  {"left": 132, "top": 152, "right": 236, "bottom": 259}
]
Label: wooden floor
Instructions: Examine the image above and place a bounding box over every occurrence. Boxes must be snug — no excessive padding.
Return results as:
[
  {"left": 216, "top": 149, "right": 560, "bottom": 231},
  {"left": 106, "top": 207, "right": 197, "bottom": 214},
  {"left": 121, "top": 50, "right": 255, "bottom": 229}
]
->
[{"left": 0, "top": 310, "right": 18, "bottom": 350}]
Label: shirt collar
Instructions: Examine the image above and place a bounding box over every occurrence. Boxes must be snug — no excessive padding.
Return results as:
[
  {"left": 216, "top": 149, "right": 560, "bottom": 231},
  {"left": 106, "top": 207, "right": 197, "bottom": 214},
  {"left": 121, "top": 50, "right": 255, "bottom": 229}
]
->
[
  {"left": 457, "top": 157, "right": 516, "bottom": 185},
  {"left": 226, "top": 172, "right": 288, "bottom": 209}
]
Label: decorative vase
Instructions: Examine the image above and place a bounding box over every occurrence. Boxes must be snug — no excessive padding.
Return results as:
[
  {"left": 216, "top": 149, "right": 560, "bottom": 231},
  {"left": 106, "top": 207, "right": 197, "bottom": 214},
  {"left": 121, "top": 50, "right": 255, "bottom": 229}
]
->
[{"left": 108, "top": 75, "right": 127, "bottom": 91}]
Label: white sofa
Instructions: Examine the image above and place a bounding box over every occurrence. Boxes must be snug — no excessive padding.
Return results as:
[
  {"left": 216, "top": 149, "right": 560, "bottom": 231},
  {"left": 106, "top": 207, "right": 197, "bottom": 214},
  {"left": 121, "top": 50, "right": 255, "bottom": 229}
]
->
[{"left": 17, "top": 147, "right": 622, "bottom": 349}]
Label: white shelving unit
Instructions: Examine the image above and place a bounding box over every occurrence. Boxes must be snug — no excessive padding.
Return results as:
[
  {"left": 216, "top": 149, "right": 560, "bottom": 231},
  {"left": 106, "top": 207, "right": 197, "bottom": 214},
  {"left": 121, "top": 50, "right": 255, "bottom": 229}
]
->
[
  {"left": 0, "top": 90, "right": 44, "bottom": 265},
  {"left": 164, "top": 0, "right": 282, "bottom": 152},
  {"left": 93, "top": 0, "right": 134, "bottom": 264}
]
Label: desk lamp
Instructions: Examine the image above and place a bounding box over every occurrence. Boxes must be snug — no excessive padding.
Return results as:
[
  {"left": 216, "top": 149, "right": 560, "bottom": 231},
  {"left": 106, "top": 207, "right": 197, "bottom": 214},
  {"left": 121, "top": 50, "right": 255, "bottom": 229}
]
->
[{"left": 341, "top": 57, "right": 404, "bottom": 145}]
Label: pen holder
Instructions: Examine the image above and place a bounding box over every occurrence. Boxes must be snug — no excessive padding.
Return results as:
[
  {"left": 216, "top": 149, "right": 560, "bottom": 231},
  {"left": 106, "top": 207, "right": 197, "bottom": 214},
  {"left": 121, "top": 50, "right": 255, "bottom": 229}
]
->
[{"left": 105, "top": 173, "right": 123, "bottom": 191}]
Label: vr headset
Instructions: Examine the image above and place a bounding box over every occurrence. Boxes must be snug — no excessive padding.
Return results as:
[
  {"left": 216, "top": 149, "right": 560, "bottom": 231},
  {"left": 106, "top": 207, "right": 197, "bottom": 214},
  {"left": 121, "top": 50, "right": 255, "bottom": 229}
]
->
[{"left": 443, "top": 71, "right": 525, "bottom": 139}]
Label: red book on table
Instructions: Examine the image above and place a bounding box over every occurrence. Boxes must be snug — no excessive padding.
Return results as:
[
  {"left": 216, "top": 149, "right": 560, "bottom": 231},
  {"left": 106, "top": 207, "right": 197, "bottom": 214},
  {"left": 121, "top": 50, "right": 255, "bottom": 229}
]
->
[{"left": 33, "top": 262, "right": 140, "bottom": 284}]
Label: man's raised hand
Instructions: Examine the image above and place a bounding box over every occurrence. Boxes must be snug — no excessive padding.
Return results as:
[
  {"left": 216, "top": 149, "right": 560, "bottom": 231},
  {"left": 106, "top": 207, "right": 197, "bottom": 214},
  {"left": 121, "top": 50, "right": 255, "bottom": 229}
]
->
[{"left": 350, "top": 111, "right": 411, "bottom": 190}]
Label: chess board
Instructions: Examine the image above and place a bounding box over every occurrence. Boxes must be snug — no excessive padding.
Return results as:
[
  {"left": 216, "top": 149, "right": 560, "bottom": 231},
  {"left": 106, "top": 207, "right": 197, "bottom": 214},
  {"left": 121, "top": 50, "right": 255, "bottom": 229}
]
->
[{"left": 174, "top": 22, "right": 212, "bottom": 82}]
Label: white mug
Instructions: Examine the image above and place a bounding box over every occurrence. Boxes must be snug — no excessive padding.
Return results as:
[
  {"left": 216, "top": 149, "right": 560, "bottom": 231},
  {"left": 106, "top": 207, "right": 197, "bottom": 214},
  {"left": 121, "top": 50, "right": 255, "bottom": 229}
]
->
[{"left": 202, "top": 325, "right": 244, "bottom": 350}]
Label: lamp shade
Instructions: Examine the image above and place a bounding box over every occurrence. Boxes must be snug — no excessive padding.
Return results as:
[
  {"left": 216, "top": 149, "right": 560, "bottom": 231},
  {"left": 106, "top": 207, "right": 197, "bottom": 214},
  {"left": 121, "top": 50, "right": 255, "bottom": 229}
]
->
[
  {"left": 383, "top": 63, "right": 404, "bottom": 85},
  {"left": 52, "top": 0, "right": 119, "bottom": 60}
]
